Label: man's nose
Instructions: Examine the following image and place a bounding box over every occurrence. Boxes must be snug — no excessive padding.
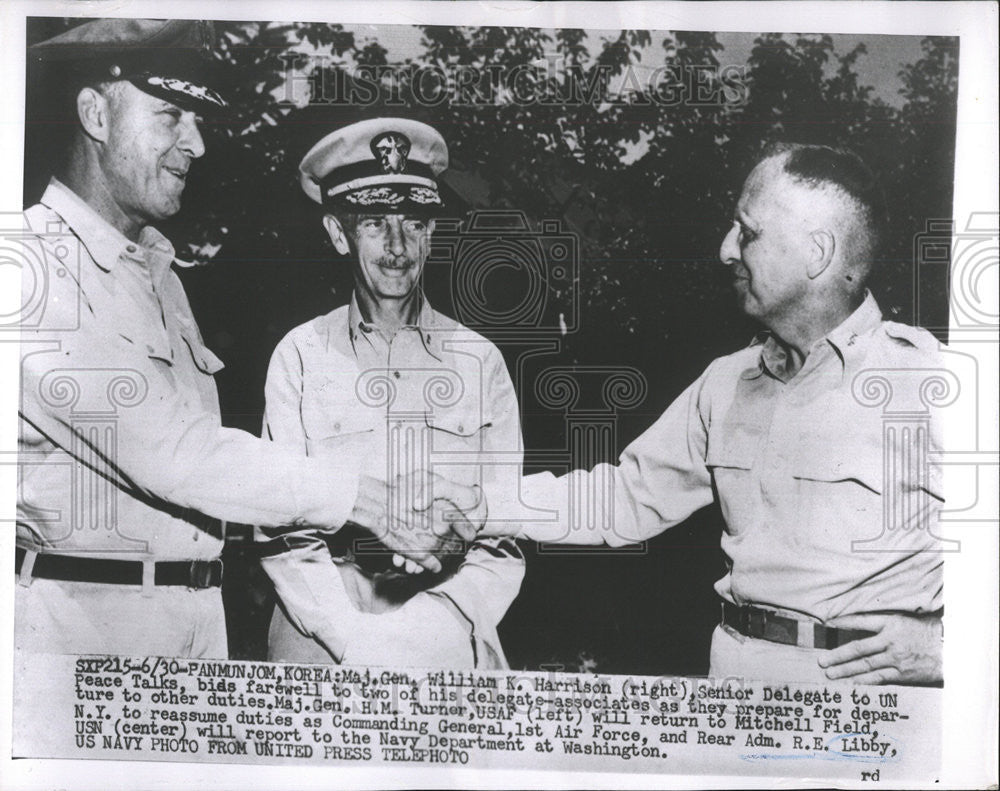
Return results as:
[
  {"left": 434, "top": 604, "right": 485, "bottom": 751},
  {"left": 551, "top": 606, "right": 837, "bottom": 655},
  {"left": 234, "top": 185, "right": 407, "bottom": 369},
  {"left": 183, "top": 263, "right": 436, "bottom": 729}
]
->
[
  {"left": 178, "top": 112, "right": 206, "bottom": 159},
  {"left": 719, "top": 222, "right": 740, "bottom": 266},
  {"left": 385, "top": 217, "right": 406, "bottom": 255}
]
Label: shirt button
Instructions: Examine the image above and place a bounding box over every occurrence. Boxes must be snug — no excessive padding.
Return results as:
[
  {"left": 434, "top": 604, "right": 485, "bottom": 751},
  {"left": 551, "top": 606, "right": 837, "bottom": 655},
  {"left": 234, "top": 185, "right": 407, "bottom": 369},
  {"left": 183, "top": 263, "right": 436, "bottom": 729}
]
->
[
  {"left": 146, "top": 344, "right": 155, "bottom": 353},
  {"left": 457, "top": 424, "right": 464, "bottom": 433},
  {"left": 393, "top": 371, "right": 401, "bottom": 379},
  {"left": 127, "top": 244, "right": 137, "bottom": 253},
  {"left": 333, "top": 422, "right": 341, "bottom": 432}
]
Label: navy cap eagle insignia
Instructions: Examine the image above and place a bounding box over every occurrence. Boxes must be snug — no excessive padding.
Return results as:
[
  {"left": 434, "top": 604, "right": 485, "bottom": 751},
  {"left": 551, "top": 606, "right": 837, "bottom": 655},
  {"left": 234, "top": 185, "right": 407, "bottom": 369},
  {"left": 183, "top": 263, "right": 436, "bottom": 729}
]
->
[{"left": 370, "top": 132, "right": 410, "bottom": 174}]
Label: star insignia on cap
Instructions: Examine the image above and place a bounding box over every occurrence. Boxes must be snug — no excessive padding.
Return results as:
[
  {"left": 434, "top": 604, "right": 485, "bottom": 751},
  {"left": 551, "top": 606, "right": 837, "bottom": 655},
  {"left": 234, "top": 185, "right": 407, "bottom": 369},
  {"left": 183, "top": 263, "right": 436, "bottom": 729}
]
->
[{"left": 371, "top": 132, "right": 410, "bottom": 174}]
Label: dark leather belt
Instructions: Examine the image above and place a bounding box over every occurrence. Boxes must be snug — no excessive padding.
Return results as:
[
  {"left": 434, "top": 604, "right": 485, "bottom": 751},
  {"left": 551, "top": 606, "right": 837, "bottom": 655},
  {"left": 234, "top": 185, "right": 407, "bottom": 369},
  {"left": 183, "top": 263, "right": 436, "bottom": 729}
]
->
[
  {"left": 721, "top": 601, "right": 875, "bottom": 650},
  {"left": 15, "top": 548, "right": 222, "bottom": 589}
]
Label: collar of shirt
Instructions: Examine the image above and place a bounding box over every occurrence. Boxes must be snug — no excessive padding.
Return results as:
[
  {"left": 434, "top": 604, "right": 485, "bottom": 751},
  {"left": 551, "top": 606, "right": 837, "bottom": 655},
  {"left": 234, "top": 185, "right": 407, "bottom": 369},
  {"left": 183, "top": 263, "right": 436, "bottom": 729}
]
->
[
  {"left": 345, "top": 291, "right": 444, "bottom": 362},
  {"left": 744, "top": 291, "right": 883, "bottom": 382},
  {"left": 40, "top": 178, "right": 181, "bottom": 292}
]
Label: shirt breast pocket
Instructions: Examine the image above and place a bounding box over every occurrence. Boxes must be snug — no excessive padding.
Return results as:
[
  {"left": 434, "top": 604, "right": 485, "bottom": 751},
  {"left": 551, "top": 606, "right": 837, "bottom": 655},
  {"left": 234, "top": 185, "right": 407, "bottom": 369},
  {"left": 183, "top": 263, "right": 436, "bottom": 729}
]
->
[
  {"left": 789, "top": 434, "right": 942, "bottom": 552},
  {"left": 116, "top": 328, "right": 175, "bottom": 367},
  {"left": 782, "top": 438, "right": 890, "bottom": 551},
  {"left": 304, "top": 406, "right": 378, "bottom": 458},
  {"left": 705, "top": 424, "right": 757, "bottom": 478},
  {"left": 790, "top": 437, "right": 884, "bottom": 495},
  {"left": 423, "top": 412, "right": 490, "bottom": 485}
]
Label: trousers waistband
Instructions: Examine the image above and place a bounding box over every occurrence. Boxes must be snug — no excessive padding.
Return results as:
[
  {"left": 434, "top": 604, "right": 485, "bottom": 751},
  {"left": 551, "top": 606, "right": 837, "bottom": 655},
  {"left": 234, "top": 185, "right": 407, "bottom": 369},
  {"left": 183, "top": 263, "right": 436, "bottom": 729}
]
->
[
  {"left": 721, "top": 601, "right": 876, "bottom": 650},
  {"left": 15, "top": 547, "right": 222, "bottom": 589}
]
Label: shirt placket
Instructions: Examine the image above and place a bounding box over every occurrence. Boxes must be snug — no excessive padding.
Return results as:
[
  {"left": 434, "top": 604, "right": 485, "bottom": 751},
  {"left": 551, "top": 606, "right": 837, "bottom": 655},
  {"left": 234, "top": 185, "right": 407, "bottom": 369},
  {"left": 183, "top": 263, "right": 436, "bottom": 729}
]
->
[
  {"left": 756, "top": 380, "right": 790, "bottom": 515},
  {"left": 388, "top": 330, "right": 431, "bottom": 489},
  {"left": 124, "top": 247, "right": 224, "bottom": 550},
  {"left": 116, "top": 248, "right": 173, "bottom": 359},
  {"left": 758, "top": 346, "right": 832, "bottom": 526}
]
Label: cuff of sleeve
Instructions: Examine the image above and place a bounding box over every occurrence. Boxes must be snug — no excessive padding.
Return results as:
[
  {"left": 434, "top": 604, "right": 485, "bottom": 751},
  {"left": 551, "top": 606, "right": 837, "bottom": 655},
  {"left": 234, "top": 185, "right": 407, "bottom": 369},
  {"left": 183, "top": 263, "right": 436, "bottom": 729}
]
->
[
  {"left": 475, "top": 473, "right": 528, "bottom": 539},
  {"left": 486, "top": 471, "right": 563, "bottom": 542}
]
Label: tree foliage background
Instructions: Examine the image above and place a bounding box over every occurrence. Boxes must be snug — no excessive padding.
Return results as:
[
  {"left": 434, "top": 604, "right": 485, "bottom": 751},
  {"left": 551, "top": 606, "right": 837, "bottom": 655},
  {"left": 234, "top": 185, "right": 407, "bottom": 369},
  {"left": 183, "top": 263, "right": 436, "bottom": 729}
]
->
[{"left": 25, "top": 20, "right": 959, "bottom": 673}]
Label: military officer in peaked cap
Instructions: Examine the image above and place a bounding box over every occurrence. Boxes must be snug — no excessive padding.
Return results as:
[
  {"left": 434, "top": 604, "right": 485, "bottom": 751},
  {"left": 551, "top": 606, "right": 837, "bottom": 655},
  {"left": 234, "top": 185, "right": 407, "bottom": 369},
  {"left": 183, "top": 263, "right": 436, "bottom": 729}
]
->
[
  {"left": 297, "top": 117, "right": 450, "bottom": 211},
  {"left": 17, "top": 20, "right": 474, "bottom": 659},
  {"left": 257, "top": 118, "right": 525, "bottom": 668},
  {"left": 28, "top": 17, "right": 228, "bottom": 114}
]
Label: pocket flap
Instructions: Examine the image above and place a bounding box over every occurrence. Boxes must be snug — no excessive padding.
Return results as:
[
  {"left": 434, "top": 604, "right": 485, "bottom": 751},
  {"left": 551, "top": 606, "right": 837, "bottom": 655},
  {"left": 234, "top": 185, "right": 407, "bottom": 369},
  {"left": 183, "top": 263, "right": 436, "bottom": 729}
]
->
[
  {"left": 181, "top": 333, "right": 225, "bottom": 375},
  {"left": 424, "top": 412, "right": 489, "bottom": 439},
  {"left": 305, "top": 407, "right": 378, "bottom": 441},
  {"left": 792, "top": 443, "right": 884, "bottom": 494}
]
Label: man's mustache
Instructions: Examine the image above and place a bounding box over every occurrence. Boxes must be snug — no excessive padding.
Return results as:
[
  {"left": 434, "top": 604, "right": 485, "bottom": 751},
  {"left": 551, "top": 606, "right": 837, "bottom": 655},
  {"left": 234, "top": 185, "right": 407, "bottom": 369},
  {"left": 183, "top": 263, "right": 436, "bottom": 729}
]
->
[{"left": 374, "top": 256, "right": 418, "bottom": 269}]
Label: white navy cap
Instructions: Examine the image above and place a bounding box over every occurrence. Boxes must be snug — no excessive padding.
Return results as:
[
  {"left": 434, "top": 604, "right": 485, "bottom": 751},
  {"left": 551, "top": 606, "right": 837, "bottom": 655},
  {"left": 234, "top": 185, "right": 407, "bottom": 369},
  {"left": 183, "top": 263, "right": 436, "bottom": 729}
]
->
[{"left": 299, "top": 117, "right": 449, "bottom": 214}]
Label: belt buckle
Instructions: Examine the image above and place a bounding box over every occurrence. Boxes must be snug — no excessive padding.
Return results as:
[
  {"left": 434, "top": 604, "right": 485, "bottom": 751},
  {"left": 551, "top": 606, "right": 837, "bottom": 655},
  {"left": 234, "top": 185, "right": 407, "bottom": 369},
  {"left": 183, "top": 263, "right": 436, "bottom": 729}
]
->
[{"left": 188, "top": 560, "right": 215, "bottom": 589}]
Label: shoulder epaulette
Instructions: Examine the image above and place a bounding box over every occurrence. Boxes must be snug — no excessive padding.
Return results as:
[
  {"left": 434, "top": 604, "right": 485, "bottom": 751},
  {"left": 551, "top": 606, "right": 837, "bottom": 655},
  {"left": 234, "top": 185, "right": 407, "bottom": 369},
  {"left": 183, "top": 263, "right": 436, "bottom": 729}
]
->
[{"left": 882, "top": 321, "right": 940, "bottom": 351}]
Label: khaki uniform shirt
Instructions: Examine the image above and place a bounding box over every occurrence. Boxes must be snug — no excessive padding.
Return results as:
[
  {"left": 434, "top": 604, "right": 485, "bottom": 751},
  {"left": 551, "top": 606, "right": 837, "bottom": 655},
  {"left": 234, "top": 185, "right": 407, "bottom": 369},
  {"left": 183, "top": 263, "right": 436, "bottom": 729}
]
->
[
  {"left": 259, "top": 297, "right": 525, "bottom": 668},
  {"left": 507, "top": 294, "right": 944, "bottom": 623},
  {"left": 18, "top": 180, "right": 359, "bottom": 562}
]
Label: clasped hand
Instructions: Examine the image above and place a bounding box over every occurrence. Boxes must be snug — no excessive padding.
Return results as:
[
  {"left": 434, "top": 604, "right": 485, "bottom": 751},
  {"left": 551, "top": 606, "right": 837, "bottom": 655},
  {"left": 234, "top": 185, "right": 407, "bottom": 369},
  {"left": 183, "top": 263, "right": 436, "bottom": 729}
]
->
[{"left": 349, "top": 471, "right": 487, "bottom": 573}]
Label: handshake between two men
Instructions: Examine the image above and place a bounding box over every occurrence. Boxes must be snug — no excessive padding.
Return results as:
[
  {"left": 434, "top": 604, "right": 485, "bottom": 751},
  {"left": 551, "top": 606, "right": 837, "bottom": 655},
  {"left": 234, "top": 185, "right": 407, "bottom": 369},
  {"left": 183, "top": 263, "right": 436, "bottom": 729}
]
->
[
  {"left": 14, "top": 40, "right": 944, "bottom": 682},
  {"left": 348, "top": 471, "right": 490, "bottom": 576}
]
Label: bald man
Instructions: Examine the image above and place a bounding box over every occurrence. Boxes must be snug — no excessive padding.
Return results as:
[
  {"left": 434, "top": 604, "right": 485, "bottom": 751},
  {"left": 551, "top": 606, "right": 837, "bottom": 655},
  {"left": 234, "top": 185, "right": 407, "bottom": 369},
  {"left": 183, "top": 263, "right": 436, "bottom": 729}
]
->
[{"left": 479, "top": 143, "right": 945, "bottom": 685}]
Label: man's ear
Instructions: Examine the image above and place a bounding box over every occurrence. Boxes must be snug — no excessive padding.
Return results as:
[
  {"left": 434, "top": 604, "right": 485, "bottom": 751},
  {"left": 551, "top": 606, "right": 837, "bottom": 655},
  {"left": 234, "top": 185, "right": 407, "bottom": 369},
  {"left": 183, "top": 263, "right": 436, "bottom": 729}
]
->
[
  {"left": 807, "top": 228, "right": 836, "bottom": 280},
  {"left": 322, "top": 214, "right": 351, "bottom": 255},
  {"left": 76, "top": 87, "right": 111, "bottom": 144}
]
